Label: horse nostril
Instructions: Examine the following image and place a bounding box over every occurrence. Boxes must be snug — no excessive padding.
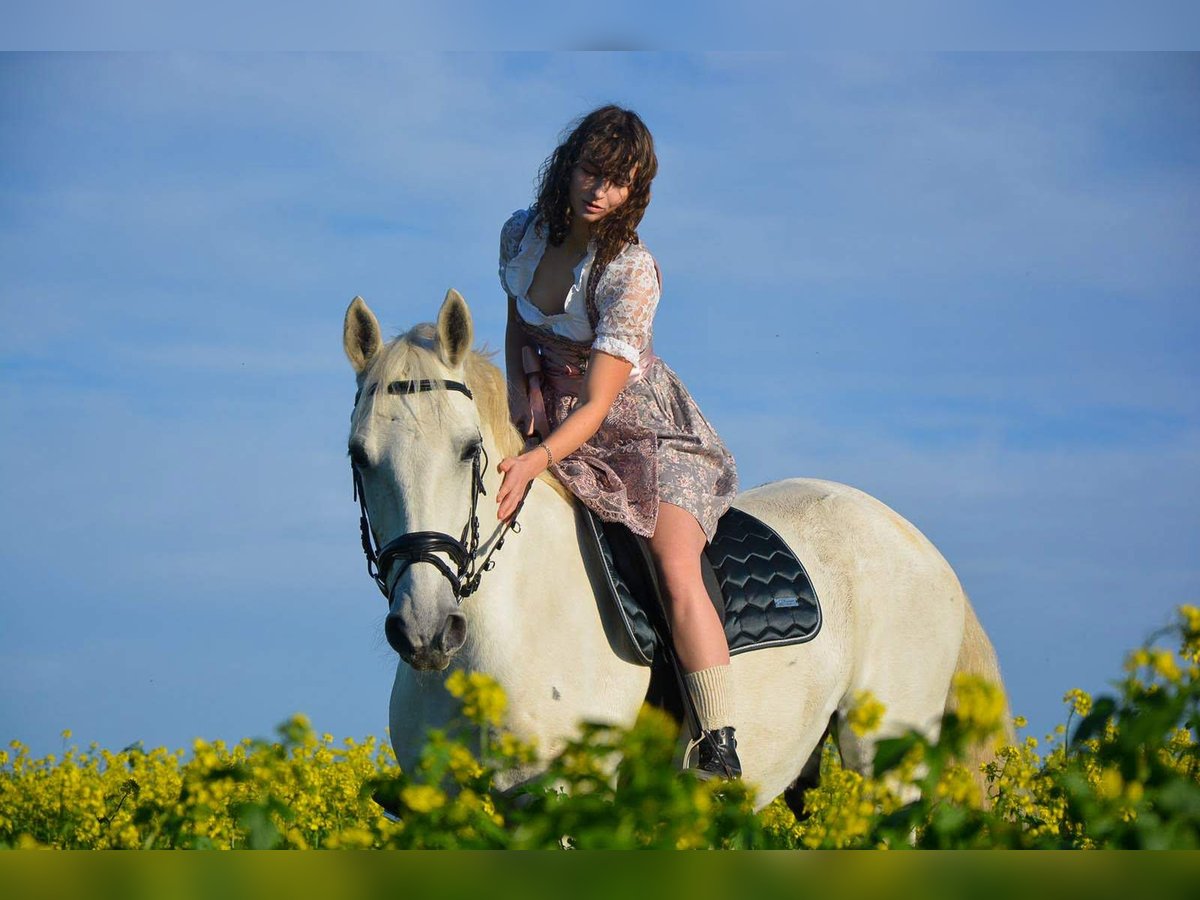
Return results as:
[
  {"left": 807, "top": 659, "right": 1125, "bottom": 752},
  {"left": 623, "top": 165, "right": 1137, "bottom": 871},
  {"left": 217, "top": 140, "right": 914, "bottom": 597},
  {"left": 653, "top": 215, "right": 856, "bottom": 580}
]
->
[
  {"left": 384, "top": 613, "right": 414, "bottom": 658},
  {"left": 439, "top": 613, "right": 467, "bottom": 654}
]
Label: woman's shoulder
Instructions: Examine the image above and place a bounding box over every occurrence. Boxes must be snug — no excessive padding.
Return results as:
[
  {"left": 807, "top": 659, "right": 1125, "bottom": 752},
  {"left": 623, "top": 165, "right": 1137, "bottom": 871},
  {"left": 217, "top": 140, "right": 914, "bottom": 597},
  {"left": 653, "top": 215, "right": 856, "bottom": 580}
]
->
[
  {"left": 598, "top": 238, "right": 660, "bottom": 295},
  {"left": 501, "top": 205, "right": 535, "bottom": 241},
  {"left": 628, "top": 238, "right": 657, "bottom": 268},
  {"left": 499, "top": 206, "right": 537, "bottom": 268},
  {"left": 611, "top": 236, "right": 658, "bottom": 274}
]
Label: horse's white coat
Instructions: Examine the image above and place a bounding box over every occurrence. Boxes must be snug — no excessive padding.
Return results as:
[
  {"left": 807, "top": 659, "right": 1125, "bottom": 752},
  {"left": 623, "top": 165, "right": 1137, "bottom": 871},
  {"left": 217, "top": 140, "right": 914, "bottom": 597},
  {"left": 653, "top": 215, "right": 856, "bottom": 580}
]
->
[{"left": 345, "top": 292, "right": 1011, "bottom": 810}]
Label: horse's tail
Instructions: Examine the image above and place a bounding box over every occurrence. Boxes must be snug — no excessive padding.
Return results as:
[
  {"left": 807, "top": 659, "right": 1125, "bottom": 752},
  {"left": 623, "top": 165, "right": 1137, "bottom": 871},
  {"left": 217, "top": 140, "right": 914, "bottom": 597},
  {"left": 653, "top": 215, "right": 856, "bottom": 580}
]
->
[{"left": 943, "top": 591, "right": 1017, "bottom": 811}]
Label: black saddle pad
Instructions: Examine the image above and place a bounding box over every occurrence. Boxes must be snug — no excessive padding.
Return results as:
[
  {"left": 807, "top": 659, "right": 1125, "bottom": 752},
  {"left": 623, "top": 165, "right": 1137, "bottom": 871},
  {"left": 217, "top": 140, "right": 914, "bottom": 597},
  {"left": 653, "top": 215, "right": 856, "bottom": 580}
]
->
[{"left": 580, "top": 504, "right": 822, "bottom": 666}]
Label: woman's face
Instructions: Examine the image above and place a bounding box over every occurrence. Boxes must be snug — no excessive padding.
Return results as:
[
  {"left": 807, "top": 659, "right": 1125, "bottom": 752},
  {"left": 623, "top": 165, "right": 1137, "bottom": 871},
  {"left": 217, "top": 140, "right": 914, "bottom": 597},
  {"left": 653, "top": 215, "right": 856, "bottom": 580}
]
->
[{"left": 569, "top": 157, "right": 638, "bottom": 224}]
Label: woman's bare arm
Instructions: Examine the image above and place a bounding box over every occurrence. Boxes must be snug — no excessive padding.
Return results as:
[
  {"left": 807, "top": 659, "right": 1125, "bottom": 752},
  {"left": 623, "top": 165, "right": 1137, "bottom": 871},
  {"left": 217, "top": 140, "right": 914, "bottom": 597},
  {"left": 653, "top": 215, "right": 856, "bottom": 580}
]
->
[
  {"left": 494, "top": 348, "right": 632, "bottom": 521},
  {"left": 539, "top": 349, "right": 632, "bottom": 461},
  {"left": 504, "top": 297, "right": 530, "bottom": 395}
]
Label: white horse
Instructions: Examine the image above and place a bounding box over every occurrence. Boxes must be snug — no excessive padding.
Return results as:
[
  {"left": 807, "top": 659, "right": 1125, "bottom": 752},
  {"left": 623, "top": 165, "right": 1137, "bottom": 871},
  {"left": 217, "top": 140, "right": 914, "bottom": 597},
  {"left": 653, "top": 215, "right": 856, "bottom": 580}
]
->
[{"left": 343, "top": 290, "right": 1015, "bottom": 812}]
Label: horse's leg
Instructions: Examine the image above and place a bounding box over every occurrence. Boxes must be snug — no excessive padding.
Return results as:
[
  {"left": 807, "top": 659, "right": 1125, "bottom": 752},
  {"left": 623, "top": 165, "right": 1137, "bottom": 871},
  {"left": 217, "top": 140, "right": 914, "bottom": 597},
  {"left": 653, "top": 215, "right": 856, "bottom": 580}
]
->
[
  {"left": 727, "top": 644, "right": 845, "bottom": 810},
  {"left": 834, "top": 677, "right": 946, "bottom": 814},
  {"left": 782, "top": 712, "right": 836, "bottom": 821}
]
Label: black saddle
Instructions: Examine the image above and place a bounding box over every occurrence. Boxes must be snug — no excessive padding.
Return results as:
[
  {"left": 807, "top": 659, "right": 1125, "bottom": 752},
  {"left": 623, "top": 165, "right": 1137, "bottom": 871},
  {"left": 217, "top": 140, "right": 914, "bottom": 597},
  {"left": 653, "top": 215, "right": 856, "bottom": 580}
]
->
[{"left": 580, "top": 504, "right": 822, "bottom": 669}]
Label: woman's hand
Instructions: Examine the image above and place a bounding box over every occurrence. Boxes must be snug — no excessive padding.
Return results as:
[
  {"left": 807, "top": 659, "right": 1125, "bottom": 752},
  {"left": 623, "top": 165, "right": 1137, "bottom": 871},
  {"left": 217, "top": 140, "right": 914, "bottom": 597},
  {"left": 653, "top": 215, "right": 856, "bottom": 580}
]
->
[{"left": 496, "top": 448, "right": 549, "bottom": 523}]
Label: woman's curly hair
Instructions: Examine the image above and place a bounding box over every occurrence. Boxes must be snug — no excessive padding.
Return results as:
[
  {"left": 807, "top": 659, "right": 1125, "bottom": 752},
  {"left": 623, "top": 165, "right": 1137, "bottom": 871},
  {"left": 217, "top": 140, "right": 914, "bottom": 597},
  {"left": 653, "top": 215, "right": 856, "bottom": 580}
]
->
[{"left": 531, "top": 104, "right": 659, "bottom": 312}]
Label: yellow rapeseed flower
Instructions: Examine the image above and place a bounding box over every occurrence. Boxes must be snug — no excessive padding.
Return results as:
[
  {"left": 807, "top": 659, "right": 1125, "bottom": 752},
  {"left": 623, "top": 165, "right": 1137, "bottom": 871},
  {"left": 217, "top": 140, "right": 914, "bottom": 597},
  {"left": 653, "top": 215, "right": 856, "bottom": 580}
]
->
[
  {"left": 1150, "top": 648, "right": 1182, "bottom": 683},
  {"left": 847, "top": 690, "right": 885, "bottom": 737},
  {"left": 1179, "top": 604, "right": 1200, "bottom": 639},
  {"left": 401, "top": 784, "right": 446, "bottom": 814},
  {"left": 952, "top": 673, "right": 1006, "bottom": 735},
  {"left": 935, "top": 764, "right": 983, "bottom": 809},
  {"left": 1063, "top": 688, "right": 1092, "bottom": 717},
  {"left": 1124, "top": 648, "right": 1151, "bottom": 673},
  {"left": 447, "top": 744, "right": 484, "bottom": 782},
  {"left": 480, "top": 792, "right": 503, "bottom": 827},
  {"left": 1097, "top": 766, "right": 1124, "bottom": 801},
  {"left": 327, "top": 826, "right": 375, "bottom": 849},
  {"left": 446, "top": 670, "right": 508, "bottom": 728}
]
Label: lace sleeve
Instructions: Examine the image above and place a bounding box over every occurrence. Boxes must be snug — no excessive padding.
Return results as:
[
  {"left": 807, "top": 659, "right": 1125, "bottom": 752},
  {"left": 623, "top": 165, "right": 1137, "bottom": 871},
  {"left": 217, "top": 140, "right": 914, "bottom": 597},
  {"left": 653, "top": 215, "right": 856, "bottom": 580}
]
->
[
  {"left": 498, "top": 207, "right": 531, "bottom": 300},
  {"left": 592, "top": 245, "right": 661, "bottom": 368}
]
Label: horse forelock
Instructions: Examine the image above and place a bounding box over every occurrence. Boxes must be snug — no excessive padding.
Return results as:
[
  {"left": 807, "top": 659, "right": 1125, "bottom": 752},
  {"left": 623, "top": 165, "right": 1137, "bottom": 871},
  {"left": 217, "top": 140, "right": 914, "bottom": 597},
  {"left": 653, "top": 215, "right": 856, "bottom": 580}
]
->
[{"left": 363, "top": 323, "right": 575, "bottom": 505}]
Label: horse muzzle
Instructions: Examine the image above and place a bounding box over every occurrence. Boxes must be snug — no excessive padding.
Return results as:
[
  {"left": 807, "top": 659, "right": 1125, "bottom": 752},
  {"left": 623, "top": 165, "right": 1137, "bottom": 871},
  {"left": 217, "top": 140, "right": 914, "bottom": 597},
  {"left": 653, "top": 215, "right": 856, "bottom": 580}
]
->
[{"left": 385, "top": 606, "right": 467, "bottom": 670}]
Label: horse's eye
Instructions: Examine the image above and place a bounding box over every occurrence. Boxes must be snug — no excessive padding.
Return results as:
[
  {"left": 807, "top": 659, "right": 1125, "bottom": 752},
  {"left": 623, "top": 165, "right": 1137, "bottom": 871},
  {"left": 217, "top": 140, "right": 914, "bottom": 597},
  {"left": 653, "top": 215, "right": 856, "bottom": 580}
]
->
[
  {"left": 349, "top": 440, "right": 371, "bottom": 469},
  {"left": 460, "top": 440, "right": 482, "bottom": 462},
  {"left": 353, "top": 382, "right": 379, "bottom": 407}
]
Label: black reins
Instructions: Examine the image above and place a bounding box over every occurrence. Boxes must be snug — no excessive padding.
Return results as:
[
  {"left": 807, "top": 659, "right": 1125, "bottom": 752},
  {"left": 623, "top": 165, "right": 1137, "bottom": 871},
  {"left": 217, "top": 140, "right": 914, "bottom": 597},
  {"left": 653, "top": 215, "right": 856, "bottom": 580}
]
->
[{"left": 351, "top": 377, "right": 531, "bottom": 605}]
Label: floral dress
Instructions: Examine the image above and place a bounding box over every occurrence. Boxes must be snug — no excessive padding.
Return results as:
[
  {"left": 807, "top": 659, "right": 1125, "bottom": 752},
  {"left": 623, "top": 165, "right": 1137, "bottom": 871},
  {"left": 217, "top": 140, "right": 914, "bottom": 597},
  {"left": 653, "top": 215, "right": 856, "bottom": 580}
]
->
[{"left": 499, "top": 206, "right": 738, "bottom": 543}]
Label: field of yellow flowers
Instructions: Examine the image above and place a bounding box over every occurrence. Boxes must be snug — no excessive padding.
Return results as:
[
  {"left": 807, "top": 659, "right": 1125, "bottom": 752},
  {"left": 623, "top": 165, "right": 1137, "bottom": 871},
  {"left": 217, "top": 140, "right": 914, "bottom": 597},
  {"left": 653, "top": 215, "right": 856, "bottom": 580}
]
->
[{"left": 2, "top": 605, "right": 1197, "bottom": 849}]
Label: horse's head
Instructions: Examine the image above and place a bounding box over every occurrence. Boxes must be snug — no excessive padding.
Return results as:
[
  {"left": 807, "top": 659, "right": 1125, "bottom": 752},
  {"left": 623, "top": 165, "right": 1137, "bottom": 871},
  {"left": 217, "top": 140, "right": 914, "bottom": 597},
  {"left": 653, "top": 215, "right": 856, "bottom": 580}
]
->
[{"left": 344, "top": 290, "right": 509, "bottom": 671}]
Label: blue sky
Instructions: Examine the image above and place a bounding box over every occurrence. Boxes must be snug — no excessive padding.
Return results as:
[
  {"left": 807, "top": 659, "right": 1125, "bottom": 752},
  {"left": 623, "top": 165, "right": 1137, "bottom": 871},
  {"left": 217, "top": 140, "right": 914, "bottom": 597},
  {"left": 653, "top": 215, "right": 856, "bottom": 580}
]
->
[
  {"left": 1, "top": 52, "right": 1197, "bottom": 760},
  {"left": 3, "top": 3, "right": 1199, "bottom": 50}
]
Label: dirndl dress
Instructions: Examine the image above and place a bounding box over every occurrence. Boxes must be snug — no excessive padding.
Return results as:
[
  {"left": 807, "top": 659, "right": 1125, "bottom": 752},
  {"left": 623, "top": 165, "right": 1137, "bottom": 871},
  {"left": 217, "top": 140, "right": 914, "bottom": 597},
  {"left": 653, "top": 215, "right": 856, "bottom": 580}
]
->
[{"left": 499, "top": 206, "right": 738, "bottom": 543}]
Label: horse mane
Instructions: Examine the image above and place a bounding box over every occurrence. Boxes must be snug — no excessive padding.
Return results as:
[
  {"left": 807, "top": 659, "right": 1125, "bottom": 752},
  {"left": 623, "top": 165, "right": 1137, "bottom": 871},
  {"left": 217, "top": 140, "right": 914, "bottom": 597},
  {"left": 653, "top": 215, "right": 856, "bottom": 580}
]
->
[{"left": 366, "top": 322, "right": 576, "bottom": 506}]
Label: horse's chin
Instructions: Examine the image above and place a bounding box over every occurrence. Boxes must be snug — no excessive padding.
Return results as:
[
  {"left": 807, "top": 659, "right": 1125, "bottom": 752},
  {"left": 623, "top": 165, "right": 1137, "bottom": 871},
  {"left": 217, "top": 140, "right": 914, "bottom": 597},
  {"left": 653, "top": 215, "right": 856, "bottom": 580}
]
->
[{"left": 401, "top": 648, "right": 453, "bottom": 671}]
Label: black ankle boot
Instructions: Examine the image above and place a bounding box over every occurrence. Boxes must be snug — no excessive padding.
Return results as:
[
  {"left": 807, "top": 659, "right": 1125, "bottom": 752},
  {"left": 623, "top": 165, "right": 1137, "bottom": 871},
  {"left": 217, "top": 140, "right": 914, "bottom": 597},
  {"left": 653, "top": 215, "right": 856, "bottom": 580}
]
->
[{"left": 693, "top": 726, "right": 742, "bottom": 780}]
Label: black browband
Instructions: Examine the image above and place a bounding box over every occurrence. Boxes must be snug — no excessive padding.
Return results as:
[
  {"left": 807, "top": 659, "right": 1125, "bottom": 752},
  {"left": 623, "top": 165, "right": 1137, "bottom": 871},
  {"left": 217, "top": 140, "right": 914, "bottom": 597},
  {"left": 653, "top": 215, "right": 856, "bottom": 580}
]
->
[{"left": 354, "top": 377, "right": 475, "bottom": 406}]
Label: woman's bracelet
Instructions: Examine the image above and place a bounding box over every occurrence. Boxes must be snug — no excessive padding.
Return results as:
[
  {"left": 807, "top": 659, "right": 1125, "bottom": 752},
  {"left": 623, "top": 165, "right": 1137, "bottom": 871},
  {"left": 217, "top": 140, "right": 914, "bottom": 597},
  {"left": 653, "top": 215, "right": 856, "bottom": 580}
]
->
[{"left": 539, "top": 442, "right": 554, "bottom": 468}]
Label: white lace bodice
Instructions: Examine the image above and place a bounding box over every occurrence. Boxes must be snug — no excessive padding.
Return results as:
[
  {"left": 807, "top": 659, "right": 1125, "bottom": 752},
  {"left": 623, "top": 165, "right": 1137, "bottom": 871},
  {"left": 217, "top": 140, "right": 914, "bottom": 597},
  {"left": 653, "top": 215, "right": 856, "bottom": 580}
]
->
[{"left": 499, "top": 206, "right": 661, "bottom": 377}]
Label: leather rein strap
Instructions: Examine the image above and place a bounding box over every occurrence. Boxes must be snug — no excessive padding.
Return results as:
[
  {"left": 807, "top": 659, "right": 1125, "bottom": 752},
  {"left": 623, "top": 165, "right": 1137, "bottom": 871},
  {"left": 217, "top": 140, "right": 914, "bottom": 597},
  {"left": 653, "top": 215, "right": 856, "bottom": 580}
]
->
[{"left": 351, "top": 377, "right": 531, "bottom": 606}]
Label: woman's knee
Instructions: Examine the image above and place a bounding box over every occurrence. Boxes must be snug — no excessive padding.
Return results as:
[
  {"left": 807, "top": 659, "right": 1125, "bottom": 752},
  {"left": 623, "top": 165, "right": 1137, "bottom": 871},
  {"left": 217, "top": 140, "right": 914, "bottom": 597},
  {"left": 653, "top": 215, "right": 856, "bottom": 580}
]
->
[
  {"left": 651, "top": 549, "right": 698, "bottom": 586},
  {"left": 648, "top": 548, "right": 708, "bottom": 609}
]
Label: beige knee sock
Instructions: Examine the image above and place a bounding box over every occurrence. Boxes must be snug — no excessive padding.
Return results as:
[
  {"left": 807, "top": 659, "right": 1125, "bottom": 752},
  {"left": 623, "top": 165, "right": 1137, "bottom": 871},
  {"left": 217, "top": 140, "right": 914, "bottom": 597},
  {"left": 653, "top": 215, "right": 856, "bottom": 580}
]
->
[{"left": 684, "top": 664, "right": 735, "bottom": 732}]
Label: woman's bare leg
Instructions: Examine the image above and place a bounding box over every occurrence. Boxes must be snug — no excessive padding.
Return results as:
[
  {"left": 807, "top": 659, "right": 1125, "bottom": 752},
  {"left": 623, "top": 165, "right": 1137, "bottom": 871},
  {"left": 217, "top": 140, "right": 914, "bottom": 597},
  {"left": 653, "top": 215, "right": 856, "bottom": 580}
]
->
[
  {"left": 648, "top": 501, "right": 728, "bottom": 671},
  {"left": 649, "top": 501, "right": 741, "bottom": 776}
]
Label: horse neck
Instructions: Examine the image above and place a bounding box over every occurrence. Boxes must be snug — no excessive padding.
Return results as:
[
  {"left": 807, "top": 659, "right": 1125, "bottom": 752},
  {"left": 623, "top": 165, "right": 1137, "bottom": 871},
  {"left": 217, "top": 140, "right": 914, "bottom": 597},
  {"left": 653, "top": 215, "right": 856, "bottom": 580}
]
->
[
  {"left": 461, "top": 447, "right": 589, "bottom": 668},
  {"left": 457, "top": 432, "right": 645, "bottom": 726}
]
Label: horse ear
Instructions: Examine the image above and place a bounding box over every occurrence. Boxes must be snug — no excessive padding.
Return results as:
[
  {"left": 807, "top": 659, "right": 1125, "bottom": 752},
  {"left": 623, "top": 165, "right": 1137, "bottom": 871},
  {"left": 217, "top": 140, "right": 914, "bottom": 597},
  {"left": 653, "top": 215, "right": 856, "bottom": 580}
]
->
[
  {"left": 436, "top": 289, "right": 474, "bottom": 369},
  {"left": 344, "top": 296, "right": 383, "bottom": 374}
]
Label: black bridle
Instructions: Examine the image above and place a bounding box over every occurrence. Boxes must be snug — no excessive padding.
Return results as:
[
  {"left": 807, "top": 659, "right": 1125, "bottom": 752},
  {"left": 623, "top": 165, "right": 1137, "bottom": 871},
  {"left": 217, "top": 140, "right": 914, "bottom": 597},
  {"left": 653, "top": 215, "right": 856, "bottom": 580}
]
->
[{"left": 351, "top": 377, "right": 531, "bottom": 605}]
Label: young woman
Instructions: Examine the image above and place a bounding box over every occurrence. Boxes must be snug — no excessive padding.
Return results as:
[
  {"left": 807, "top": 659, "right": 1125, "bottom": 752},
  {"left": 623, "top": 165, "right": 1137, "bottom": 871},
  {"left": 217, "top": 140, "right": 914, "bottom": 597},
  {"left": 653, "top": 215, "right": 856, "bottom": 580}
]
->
[{"left": 493, "top": 105, "right": 741, "bottom": 779}]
